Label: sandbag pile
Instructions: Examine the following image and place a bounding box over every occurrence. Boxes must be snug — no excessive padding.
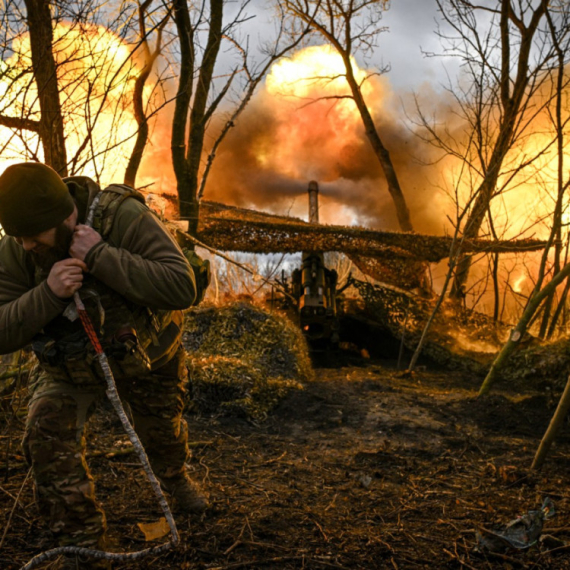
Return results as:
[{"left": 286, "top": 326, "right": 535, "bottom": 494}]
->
[{"left": 182, "top": 302, "right": 312, "bottom": 420}]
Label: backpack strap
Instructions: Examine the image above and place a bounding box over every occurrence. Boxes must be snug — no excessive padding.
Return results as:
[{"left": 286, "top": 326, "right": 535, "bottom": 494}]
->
[
  {"left": 87, "top": 185, "right": 164, "bottom": 344},
  {"left": 88, "top": 184, "right": 209, "bottom": 307},
  {"left": 90, "top": 184, "right": 146, "bottom": 239}
]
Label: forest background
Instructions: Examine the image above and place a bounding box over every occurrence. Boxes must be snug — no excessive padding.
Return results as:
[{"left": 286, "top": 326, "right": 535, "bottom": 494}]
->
[{"left": 0, "top": 0, "right": 569, "bottom": 332}]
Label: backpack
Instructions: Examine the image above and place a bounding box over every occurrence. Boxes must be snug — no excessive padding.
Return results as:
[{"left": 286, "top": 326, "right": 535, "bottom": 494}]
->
[{"left": 90, "top": 184, "right": 210, "bottom": 306}]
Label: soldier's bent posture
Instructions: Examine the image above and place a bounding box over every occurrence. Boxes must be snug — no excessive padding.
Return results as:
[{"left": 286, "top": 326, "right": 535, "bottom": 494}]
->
[{"left": 0, "top": 163, "right": 207, "bottom": 569}]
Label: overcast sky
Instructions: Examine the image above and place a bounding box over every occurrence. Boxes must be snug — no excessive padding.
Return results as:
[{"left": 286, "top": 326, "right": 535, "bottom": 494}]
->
[
  {"left": 375, "top": 0, "right": 449, "bottom": 91},
  {"left": 238, "top": 0, "right": 451, "bottom": 94}
]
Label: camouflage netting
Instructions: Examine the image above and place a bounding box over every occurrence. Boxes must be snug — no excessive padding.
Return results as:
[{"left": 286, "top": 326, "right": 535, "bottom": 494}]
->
[
  {"left": 172, "top": 200, "right": 565, "bottom": 384},
  {"left": 354, "top": 278, "right": 570, "bottom": 386},
  {"left": 191, "top": 201, "right": 547, "bottom": 289},
  {"left": 353, "top": 279, "right": 504, "bottom": 374},
  {"left": 506, "top": 337, "right": 570, "bottom": 387},
  {"left": 182, "top": 302, "right": 312, "bottom": 420},
  {"left": 348, "top": 255, "right": 428, "bottom": 290}
]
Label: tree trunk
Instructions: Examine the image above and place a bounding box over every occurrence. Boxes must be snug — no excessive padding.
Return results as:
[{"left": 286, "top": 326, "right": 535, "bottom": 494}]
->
[
  {"left": 171, "top": 0, "right": 195, "bottom": 226},
  {"left": 184, "top": 0, "right": 224, "bottom": 236},
  {"left": 547, "top": 275, "right": 570, "bottom": 339},
  {"left": 450, "top": 135, "right": 514, "bottom": 297},
  {"left": 24, "top": 0, "right": 67, "bottom": 175},
  {"left": 532, "top": 374, "right": 570, "bottom": 470},
  {"left": 343, "top": 55, "right": 413, "bottom": 233},
  {"left": 450, "top": 0, "right": 548, "bottom": 298},
  {"left": 124, "top": 0, "right": 162, "bottom": 188},
  {"left": 124, "top": 67, "right": 151, "bottom": 188}
]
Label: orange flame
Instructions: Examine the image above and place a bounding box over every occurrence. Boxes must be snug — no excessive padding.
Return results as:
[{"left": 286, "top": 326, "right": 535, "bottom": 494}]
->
[
  {"left": 205, "top": 44, "right": 447, "bottom": 230},
  {"left": 1, "top": 28, "right": 568, "bottom": 316},
  {"left": 0, "top": 22, "right": 148, "bottom": 180}
]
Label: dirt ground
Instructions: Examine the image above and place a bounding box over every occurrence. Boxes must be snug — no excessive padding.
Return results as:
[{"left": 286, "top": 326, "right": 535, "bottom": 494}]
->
[{"left": 3, "top": 357, "right": 570, "bottom": 569}]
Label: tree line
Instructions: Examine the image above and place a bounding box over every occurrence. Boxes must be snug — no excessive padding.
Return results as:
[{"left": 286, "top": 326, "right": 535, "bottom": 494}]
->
[{"left": 1, "top": 0, "right": 570, "bottom": 337}]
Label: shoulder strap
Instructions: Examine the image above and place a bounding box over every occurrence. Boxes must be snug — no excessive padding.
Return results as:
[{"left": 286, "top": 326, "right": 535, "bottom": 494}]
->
[{"left": 90, "top": 184, "right": 146, "bottom": 239}]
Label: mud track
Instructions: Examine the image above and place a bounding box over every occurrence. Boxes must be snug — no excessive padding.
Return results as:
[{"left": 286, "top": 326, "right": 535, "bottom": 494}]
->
[{"left": 3, "top": 361, "right": 570, "bottom": 569}]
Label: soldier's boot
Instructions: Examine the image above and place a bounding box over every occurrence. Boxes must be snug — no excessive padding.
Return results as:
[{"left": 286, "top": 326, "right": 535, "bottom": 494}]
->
[{"left": 161, "top": 473, "right": 209, "bottom": 514}]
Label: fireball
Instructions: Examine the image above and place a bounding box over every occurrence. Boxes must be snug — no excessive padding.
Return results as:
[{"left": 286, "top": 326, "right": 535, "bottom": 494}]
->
[{"left": 0, "top": 22, "right": 149, "bottom": 180}]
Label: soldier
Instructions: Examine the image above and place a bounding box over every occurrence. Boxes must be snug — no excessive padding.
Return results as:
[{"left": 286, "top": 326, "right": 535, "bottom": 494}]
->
[{"left": 0, "top": 162, "right": 207, "bottom": 569}]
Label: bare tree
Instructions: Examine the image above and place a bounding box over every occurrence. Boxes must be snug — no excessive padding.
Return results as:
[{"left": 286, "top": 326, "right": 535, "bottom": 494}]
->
[
  {"left": 426, "top": 0, "right": 564, "bottom": 299},
  {"left": 279, "top": 0, "right": 413, "bottom": 232},
  {"left": 0, "top": 0, "right": 68, "bottom": 173},
  {"left": 0, "top": 0, "right": 158, "bottom": 181},
  {"left": 169, "top": 0, "right": 312, "bottom": 235},
  {"left": 171, "top": 0, "right": 228, "bottom": 234},
  {"left": 409, "top": 0, "right": 570, "bottom": 364},
  {"left": 479, "top": 2, "right": 570, "bottom": 398},
  {"left": 0, "top": 0, "right": 308, "bottom": 203},
  {"left": 124, "top": 0, "right": 170, "bottom": 187}
]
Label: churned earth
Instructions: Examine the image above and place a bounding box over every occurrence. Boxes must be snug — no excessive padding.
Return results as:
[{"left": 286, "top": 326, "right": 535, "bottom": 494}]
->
[{"left": 2, "top": 358, "right": 570, "bottom": 569}]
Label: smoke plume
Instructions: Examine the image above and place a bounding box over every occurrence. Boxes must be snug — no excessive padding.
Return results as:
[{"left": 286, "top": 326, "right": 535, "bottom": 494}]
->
[{"left": 203, "top": 45, "right": 449, "bottom": 234}]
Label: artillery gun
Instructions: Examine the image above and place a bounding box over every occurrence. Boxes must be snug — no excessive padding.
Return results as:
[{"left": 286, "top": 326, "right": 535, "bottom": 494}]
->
[{"left": 290, "top": 182, "right": 340, "bottom": 350}]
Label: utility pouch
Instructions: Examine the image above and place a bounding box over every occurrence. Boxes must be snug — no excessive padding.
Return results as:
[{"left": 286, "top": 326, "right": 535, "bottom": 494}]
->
[
  {"left": 32, "top": 330, "right": 91, "bottom": 365},
  {"left": 106, "top": 326, "right": 151, "bottom": 377},
  {"left": 184, "top": 249, "right": 211, "bottom": 306},
  {"left": 32, "top": 333, "right": 103, "bottom": 385},
  {"left": 31, "top": 334, "right": 60, "bottom": 367}
]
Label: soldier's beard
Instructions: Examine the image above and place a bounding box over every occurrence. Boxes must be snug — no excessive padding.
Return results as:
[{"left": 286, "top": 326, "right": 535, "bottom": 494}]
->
[{"left": 30, "top": 223, "right": 74, "bottom": 273}]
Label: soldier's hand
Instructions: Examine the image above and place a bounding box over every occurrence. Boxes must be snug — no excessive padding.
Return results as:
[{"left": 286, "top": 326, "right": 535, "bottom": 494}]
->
[
  {"left": 70, "top": 224, "right": 102, "bottom": 262},
  {"left": 47, "top": 258, "right": 88, "bottom": 298}
]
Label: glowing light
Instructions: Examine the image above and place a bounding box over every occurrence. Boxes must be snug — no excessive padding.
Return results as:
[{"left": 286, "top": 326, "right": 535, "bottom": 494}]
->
[
  {"left": 512, "top": 274, "right": 526, "bottom": 293},
  {"left": 0, "top": 22, "right": 145, "bottom": 179},
  {"left": 454, "top": 333, "right": 499, "bottom": 354},
  {"left": 266, "top": 45, "right": 369, "bottom": 99},
  {"left": 254, "top": 46, "right": 376, "bottom": 191}
]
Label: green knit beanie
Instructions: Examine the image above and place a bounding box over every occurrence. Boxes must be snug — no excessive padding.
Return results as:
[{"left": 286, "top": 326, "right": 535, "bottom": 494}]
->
[{"left": 0, "top": 162, "right": 75, "bottom": 237}]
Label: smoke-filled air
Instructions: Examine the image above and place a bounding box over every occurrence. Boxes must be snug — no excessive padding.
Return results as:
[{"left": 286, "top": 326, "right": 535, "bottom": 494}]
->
[
  {"left": 203, "top": 45, "right": 448, "bottom": 233},
  {"left": 6, "top": 3, "right": 570, "bottom": 570}
]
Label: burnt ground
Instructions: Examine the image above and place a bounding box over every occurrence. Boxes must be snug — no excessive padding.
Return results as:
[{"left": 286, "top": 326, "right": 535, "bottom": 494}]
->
[{"left": 3, "top": 360, "right": 570, "bottom": 569}]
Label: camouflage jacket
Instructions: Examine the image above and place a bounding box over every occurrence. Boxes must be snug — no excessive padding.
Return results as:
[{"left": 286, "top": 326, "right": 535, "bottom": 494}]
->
[{"left": 0, "top": 176, "right": 196, "bottom": 367}]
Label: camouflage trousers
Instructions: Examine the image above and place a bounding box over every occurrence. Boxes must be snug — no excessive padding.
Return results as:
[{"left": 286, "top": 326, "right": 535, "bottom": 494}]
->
[{"left": 22, "top": 346, "right": 190, "bottom": 548}]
